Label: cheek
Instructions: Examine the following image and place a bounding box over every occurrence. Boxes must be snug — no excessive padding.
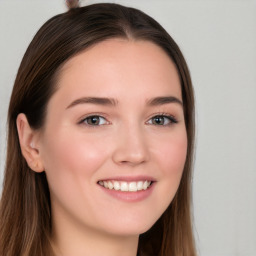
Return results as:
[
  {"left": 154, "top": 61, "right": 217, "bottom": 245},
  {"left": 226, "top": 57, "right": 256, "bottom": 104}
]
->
[
  {"left": 142, "top": 128, "right": 187, "bottom": 225},
  {"left": 155, "top": 130, "right": 187, "bottom": 173},
  {"left": 162, "top": 137, "right": 187, "bottom": 173},
  {"left": 152, "top": 128, "right": 188, "bottom": 197},
  {"left": 40, "top": 129, "right": 110, "bottom": 183}
]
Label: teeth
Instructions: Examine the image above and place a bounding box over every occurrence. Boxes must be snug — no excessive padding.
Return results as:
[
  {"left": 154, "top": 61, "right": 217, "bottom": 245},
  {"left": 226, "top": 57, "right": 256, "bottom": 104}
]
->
[
  {"left": 99, "top": 180, "right": 152, "bottom": 192},
  {"left": 137, "top": 181, "right": 143, "bottom": 191},
  {"left": 108, "top": 181, "right": 114, "bottom": 189},
  {"left": 113, "top": 181, "right": 120, "bottom": 190},
  {"left": 143, "top": 181, "right": 149, "bottom": 190},
  {"left": 120, "top": 182, "right": 128, "bottom": 191},
  {"left": 103, "top": 181, "right": 108, "bottom": 189},
  {"left": 129, "top": 182, "right": 137, "bottom": 192}
]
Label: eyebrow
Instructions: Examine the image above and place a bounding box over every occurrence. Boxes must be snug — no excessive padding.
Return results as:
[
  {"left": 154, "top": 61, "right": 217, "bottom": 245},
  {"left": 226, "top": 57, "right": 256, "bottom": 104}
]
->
[
  {"left": 66, "top": 97, "right": 118, "bottom": 109},
  {"left": 146, "top": 96, "right": 183, "bottom": 106},
  {"left": 66, "top": 96, "right": 183, "bottom": 109}
]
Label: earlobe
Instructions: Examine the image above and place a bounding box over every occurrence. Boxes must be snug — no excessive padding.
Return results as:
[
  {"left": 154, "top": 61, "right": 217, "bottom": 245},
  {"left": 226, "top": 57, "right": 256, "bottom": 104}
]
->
[{"left": 16, "top": 113, "right": 44, "bottom": 173}]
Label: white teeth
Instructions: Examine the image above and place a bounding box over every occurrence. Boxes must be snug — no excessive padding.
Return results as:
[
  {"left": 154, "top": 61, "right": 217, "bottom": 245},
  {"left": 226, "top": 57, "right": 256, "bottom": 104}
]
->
[
  {"left": 143, "top": 181, "right": 149, "bottom": 190},
  {"left": 99, "top": 180, "right": 152, "bottom": 192},
  {"left": 120, "top": 182, "right": 129, "bottom": 191},
  {"left": 108, "top": 181, "right": 114, "bottom": 189},
  {"left": 137, "top": 181, "right": 143, "bottom": 191},
  {"left": 129, "top": 182, "right": 137, "bottom": 192},
  {"left": 114, "top": 181, "right": 120, "bottom": 190}
]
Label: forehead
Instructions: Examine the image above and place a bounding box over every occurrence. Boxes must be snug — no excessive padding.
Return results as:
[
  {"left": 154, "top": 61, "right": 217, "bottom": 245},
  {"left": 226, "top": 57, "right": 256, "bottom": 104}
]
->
[{"left": 52, "top": 39, "right": 182, "bottom": 106}]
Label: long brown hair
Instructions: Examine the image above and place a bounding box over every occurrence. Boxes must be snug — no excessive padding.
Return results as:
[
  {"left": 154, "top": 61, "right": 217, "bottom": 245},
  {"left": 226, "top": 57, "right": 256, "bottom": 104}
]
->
[{"left": 0, "top": 3, "right": 196, "bottom": 256}]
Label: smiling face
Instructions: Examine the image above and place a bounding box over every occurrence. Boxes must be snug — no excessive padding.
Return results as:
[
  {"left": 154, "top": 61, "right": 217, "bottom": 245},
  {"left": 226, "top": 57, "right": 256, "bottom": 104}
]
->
[{"left": 37, "top": 39, "right": 187, "bottom": 241}]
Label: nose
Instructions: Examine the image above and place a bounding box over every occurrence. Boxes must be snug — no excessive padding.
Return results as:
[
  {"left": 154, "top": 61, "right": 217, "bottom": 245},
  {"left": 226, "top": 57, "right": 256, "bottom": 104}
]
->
[{"left": 112, "top": 124, "right": 149, "bottom": 166}]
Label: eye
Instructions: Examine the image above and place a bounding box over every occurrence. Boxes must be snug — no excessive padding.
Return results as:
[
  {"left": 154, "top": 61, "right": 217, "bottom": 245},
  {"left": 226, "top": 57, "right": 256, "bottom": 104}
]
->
[
  {"left": 80, "top": 115, "right": 108, "bottom": 126},
  {"left": 147, "top": 115, "right": 178, "bottom": 126}
]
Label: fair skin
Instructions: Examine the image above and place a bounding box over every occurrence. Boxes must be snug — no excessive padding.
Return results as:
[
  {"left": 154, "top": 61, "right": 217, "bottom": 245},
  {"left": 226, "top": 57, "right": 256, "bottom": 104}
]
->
[{"left": 17, "top": 39, "right": 187, "bottom": 256}]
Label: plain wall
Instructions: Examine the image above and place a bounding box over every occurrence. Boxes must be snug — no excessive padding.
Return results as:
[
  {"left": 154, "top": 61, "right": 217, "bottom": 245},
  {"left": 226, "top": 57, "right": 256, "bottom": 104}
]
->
[{"left": 0, "top": 1, "right": 256, "bottom": 255}]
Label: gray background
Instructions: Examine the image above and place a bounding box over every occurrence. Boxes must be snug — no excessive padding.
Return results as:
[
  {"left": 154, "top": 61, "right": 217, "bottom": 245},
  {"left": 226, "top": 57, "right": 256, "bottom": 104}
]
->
[{"left": 0, "top": 0, "right": 256, "bottom": 255}]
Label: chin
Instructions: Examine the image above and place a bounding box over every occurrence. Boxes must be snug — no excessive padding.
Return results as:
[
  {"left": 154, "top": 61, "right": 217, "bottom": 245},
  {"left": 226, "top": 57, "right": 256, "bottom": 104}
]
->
[{"left": 100, "top": 215, "right": 159, "bottom": 237}]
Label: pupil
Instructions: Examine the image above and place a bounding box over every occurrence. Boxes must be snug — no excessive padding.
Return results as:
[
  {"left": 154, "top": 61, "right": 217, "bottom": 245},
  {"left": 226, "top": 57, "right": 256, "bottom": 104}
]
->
[
  {"left": 89, "top": 116, "right": 99, "bottom": 125},
  {"left": 154, "top": 116, "right": 163, "bottom": 125}
]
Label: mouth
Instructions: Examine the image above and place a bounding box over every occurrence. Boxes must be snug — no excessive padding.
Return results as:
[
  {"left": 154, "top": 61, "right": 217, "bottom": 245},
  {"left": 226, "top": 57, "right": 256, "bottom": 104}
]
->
[{"left": 98, "top": 180, "right": 153, "bottom": 192}]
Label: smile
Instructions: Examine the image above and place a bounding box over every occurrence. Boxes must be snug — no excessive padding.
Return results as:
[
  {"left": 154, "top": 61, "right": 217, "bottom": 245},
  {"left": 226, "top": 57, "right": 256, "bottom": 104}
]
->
[{"left": 98, "top": 180, "right": 152, "bottom": 192}]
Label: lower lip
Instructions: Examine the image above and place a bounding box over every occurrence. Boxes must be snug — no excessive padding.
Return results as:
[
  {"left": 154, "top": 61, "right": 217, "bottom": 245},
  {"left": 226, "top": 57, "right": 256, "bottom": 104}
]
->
[{"left": 98, "top": 182, "right": 155, "bottom": 202}]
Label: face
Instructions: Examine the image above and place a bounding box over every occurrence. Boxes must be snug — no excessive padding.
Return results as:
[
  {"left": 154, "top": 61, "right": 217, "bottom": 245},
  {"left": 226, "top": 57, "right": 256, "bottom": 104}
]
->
[{"left": 38, "top": 39, "right": 187, "bottom": 238}]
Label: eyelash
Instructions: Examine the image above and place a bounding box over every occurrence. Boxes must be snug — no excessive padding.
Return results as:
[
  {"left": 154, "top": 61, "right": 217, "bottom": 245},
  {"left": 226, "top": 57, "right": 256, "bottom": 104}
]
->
[
  {"left": 78, "top": 114, "right": 110, "bottom": 126},
  {"left": 79, "top": 113, "right": 178, "bottom": 127},
  {"left": 146, "top": 113, "right": 178, "bottom": 126}
]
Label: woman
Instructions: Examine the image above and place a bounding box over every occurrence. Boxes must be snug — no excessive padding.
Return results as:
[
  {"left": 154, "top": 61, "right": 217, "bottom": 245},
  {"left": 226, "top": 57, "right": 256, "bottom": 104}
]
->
[{"left": 0, "top": 1, "right": 196, "bottom": 256}]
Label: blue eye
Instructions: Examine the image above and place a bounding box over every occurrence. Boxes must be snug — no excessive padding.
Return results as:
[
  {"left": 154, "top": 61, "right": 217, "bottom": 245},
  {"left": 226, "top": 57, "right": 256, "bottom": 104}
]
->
[
  {"left": 81, "top": 116, "right": 108, "bottom": 126},
  {"left": 147, "top": 115, "right": 177, "bottom": 126}
]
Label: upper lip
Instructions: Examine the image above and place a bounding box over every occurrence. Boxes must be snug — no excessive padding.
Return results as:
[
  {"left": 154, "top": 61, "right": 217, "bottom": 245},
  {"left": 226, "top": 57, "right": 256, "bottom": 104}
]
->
[{"left": 97, "top": 175, "right": 156, "bottom": 182}]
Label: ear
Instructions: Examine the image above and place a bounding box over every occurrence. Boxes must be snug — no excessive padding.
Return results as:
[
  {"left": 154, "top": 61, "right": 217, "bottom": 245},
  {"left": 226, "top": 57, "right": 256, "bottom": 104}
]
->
[{"left": 16, "top": 113, "right": 44, "bottom": 173}]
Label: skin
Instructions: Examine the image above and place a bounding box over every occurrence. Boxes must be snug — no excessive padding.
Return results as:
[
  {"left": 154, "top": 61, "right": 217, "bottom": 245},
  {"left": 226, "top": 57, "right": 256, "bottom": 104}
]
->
[{"left": 17, "top": 39, "right": 187, "bottom": 256}]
